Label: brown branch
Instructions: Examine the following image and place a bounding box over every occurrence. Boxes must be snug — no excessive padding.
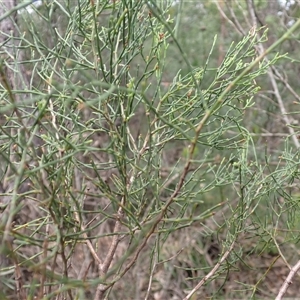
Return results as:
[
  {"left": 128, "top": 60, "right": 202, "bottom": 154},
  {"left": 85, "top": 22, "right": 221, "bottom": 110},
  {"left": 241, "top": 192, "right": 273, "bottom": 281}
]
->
[{"left": 94, "top": 207, "right": 123, "bottom": 299}]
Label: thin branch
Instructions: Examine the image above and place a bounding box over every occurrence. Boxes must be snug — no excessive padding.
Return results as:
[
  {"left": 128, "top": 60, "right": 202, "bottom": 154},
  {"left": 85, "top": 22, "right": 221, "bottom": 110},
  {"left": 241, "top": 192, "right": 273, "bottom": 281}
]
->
[
  {"left": 94, "top": 207, "right": 123, "bottom": 300},
  {"left": 267, "top": 68, "right": 300, "bottom": 148},
  {"left": 183, "top": 240, "right": 235, "bottom": 300},
  {"left": 246, "top": 0, "right": 300, "bottom": 148},
  {"left": 275, "top": 260, "right": 300, "bottom": 300},
  {"left": 214, "top": 1, "right": 239, "bottom": 34},
  {"left": 225, "top": 0, "right": 246, "bottom": 35},
  {"left": 272, "top": 67, "right": 300, "bottom": 103}
]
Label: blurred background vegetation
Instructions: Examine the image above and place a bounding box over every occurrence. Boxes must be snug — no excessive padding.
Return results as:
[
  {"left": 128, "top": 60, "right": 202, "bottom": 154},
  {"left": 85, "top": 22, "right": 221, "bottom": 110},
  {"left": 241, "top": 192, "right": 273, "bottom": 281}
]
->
[{"left": 1, "top": 0, "right": 300, "bottom": 299}]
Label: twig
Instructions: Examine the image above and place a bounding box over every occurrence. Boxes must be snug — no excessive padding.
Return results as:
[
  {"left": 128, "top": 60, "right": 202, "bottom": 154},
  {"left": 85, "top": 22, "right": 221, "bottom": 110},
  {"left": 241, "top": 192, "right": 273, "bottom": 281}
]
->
[
  {"left": 217, "top": 0, "right": 300, "bottom": 146},
  {"left": 267, "top": 68, "right": 300, "bottom": 148},
  {"left": 73, "top": 212, "right": 103, "bottom": 266},
  {"left": 39, "top": 222, "right": 50, "bottom": 299},
  {"left": 246, "top": 0, "right": 300, "bottom": 149},
  {"left": 214, "top": 1, "right": 238, "bottom": 34},
  {"left": 145, "top": 255, "right": 157, "bottom": 300},
  {"left": 145, "top": 247, "right": 184, "bottom": 300},
  {"left": 272, "top": 67, "right": 300, "bottom": 103},
  {"left": 94, "top": 206, "right": 123, "bottom": 300},
  {"left": 5, "top": 235, "right": 26, "bottom": 300},
  {"left": 183, "top": 240, "right": 235, "bottom": 300},
  {"left": 275, "top": 260, "right": 300, "bottom": 300},
  {"left": 93, "top": 170, "right": 137, "bottom": 300},
  {"left": 225, "top": 1, "right": 246, "bottom": 35}
]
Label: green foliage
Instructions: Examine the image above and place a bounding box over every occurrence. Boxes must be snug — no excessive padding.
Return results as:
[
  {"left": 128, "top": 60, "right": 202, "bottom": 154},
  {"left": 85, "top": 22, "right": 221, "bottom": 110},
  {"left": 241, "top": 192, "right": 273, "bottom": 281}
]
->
[{"left": 1, "top": 0, "right": 300, "bottom": 299}]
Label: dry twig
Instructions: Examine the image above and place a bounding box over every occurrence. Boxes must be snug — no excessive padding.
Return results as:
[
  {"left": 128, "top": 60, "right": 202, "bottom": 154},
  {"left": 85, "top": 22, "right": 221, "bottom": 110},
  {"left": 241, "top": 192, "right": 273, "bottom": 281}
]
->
[
  {"left": 183, "top": 240, "right": 235, "bottom": 300},
  {"left": 275, "top": 260, "right": 300, "bottom": 300}
]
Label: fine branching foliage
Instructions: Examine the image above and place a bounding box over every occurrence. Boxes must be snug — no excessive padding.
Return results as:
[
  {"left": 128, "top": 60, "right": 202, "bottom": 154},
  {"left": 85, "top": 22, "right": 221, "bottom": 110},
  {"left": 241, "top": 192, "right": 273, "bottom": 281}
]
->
[{"left": 1, "top": 1, "right": 300, "bottom": 299}]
